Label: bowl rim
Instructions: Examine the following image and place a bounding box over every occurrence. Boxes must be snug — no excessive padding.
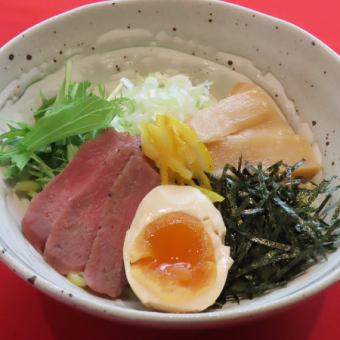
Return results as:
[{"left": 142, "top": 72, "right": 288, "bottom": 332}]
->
[{"left": 0, "top": 0, "right": 339, "bottom": 327}]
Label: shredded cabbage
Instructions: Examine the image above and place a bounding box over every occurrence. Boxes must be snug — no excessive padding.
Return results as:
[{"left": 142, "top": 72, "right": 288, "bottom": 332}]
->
[{"left": 110, "top": 73, "right": 214, "bottom": 135}]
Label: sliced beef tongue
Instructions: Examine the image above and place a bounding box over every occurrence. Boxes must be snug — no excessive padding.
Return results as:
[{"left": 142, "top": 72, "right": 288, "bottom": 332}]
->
[
  {"left": 84, "top": 153, "right": 160, "bottom": 298},
  {"left": 22, "top": 129, "right": 137, "bottom": 253},
  {"left": 22, "top": 127, "right": 159, "bottom": 298}
]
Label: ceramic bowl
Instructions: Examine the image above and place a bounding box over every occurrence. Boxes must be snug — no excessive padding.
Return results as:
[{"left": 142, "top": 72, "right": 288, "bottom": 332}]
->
[{"left": 0, "top": 0, "right": 339, "bottom": 328}]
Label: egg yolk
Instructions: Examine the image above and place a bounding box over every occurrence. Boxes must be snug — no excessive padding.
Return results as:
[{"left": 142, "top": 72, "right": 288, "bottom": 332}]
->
[{"left": 130, "top": 212, "right": 216, "bottom": 295}]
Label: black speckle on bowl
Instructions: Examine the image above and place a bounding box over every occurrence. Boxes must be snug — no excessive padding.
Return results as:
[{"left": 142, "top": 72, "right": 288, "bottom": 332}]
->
[
  {"left": 208, "top": 18, "right": 213, "bottom": 23},
  {"left": 275, "top": 94, "right": 279, "bottom": 98},
  {"left": 138, "top": 9, "right": 142, "bottom": 14},
  {"left": 8, "top": 54, "right": 14, "bottom": 61},
  {"left": 252, "top": 14, "right": 256, "bottom": 18},
  {"left": 69, "top": 293, "right": 73, "bottom": 298},
  {"left": 53, "top": 59, "right": 57, "bottom": 63},
  {"left": 191, "top": 52, "right": 196, "bottom": 56},
  {"left": 26, "top": 54, "right": 32, "bottom": 61},
  {"left": 323, "top": 71, "right": 327, "bottom": 75},
  {"left": 127, "top": 25, "right": 131, "bottom": 29},
  {"left": 172, "top": 27, "right": 177, "bottom": 32},
  {"left": 275, "top": 26, "right": 279, "bottom": 30},
  {"left": 27, "top": 276, "right": 37, "bottom": 285},
  {"left": 1, "top": 248, "right": 6, "bottom": 254},
  {"left": 331, "top": 161, "right": 335, "bottom": 166},
  {"left": 228, "top": 60, "right": 233, "bottom": 66},
  {"left": 312, "top": 120, "right": 317, "bottom": 126},
  {"left": 278, "top": 63, "right": 282, "bottom": 67},
  {"left": 209, "top": 12, "right": 213, "bottom": 16},
  {"left": 91, "top": 46, "right": 96, "bottom": 51},
  {"left": 326, "top": 141, "right": 330, "bottom": 146},
  {"left": 115, "top": 65, "right": 120, "bottom": 72},
  {"left": 53, "top": 30, "right": 57, "bottom": 34},
  {"left": 111, "top": 2, "right": 115, "bottom": 5},
  {"left": 312, "top": 41, "right": 316, "bottom": 46},
  {"left": 59, "top": 50, "right": 63, "bottom": 55}
]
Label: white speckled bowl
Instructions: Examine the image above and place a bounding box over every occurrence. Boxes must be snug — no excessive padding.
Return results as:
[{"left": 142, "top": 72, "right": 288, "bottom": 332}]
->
[{"left": 0, "top": 0, "right": 339, "bottom": 328}]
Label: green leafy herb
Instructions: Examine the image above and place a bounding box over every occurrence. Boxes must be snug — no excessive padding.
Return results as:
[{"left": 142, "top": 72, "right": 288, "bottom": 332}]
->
[
  {"left": 0, "top": 61, "right": 132, "bottom": 197},
  {"left": 212, "top": 161, "right": 340, "bottom": 305}
]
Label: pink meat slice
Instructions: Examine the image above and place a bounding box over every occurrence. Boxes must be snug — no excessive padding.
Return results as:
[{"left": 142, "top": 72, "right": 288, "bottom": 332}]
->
[
  {"left": 43, "top": 141, "right": 139, "bottom": 274},
  {"left": 22, "top": 129, "right": 137, "bottom": 253},
  {"left": 84, "top": 153, "right": 160, "bottom": 298}
]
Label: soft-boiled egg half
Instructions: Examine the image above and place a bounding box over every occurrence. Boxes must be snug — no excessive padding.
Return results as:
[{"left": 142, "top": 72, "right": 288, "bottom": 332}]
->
[{"left": 123, "top": 185, "right": 233, "bottom": 313}]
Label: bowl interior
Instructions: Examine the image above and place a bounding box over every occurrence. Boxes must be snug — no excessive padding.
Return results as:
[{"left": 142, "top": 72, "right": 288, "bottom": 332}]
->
[{"left": 0, "top": 0, "right": 339, "bottom": 327}]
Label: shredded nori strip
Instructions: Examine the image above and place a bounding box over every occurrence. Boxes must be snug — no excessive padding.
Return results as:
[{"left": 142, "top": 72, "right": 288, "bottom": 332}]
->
[{"left": 212, "top": 160, "right": 340, "bottom": 305}]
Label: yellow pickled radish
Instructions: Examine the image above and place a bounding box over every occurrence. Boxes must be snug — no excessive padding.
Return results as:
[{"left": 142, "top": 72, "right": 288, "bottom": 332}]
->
[{"left": 140, "top": 114, "right": 222, "bottom": 202}]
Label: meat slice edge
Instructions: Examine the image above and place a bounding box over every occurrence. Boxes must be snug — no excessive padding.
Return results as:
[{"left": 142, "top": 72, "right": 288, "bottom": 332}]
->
[{"left": 84, "top": 153, "right": 160, "bottom": 298}]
